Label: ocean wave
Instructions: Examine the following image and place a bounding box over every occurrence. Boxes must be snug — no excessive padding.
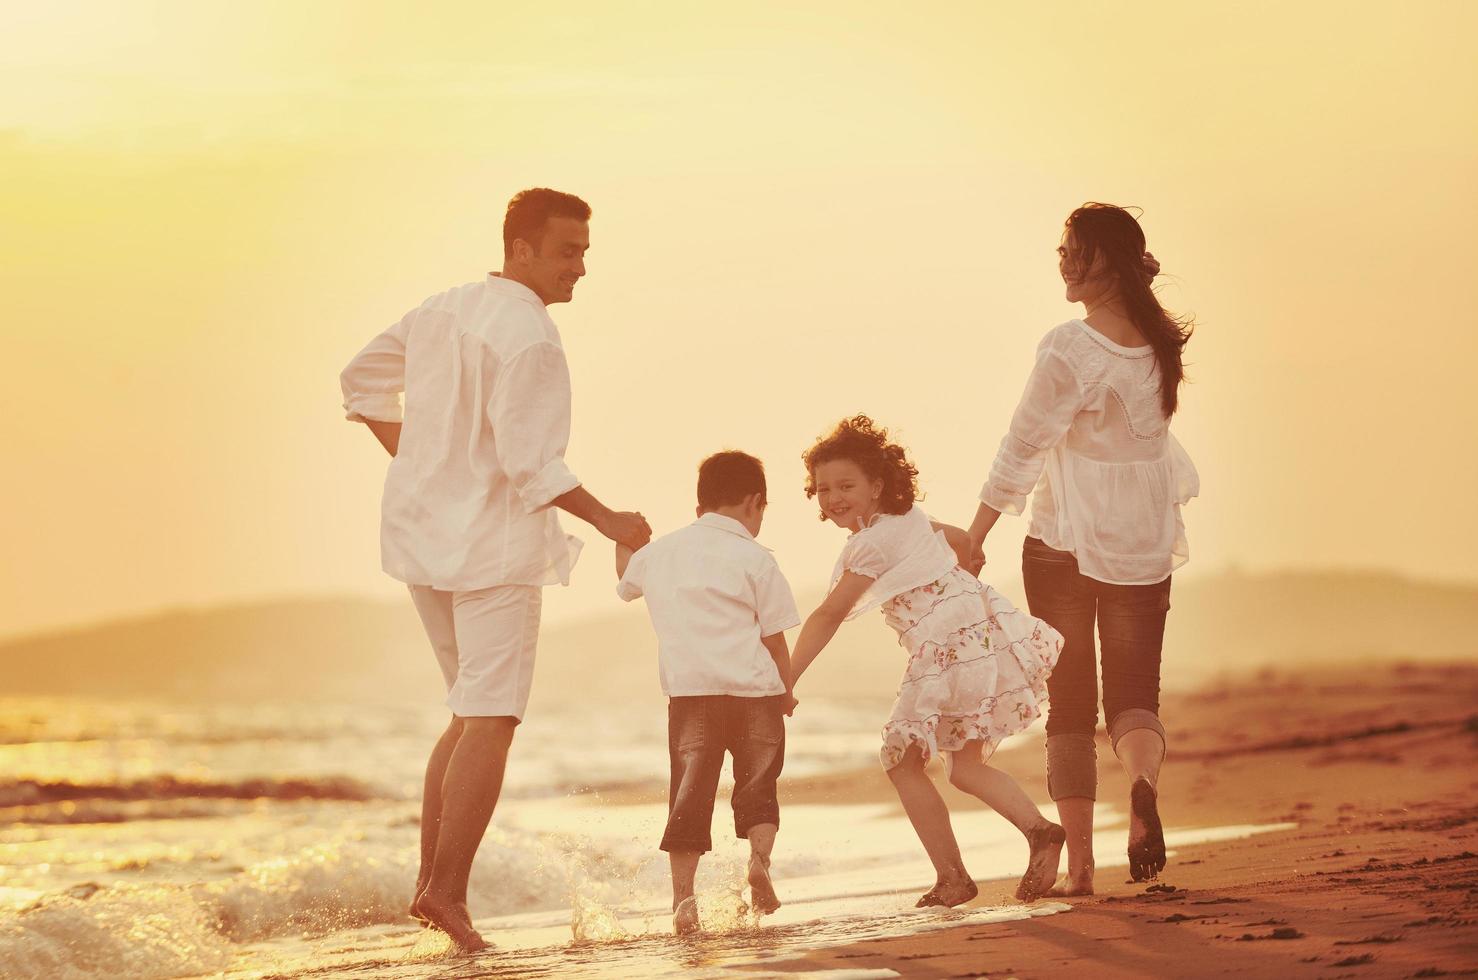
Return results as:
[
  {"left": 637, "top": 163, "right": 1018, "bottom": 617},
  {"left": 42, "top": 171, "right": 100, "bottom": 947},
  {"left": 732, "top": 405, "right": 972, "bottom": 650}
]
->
[
  {"left": 0, "top": 883, "right": 232, "bottom": 980},
  {"left": 0, "top": 775, "right": 389, "bottom": 810},
  {"left": 0, "top": 820, "right": 661, "bottom": 978}
]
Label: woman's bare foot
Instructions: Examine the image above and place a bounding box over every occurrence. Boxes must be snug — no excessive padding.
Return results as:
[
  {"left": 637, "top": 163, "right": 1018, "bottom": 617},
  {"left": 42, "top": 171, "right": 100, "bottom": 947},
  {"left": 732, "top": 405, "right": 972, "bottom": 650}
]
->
[
  {"left": 1016, "top": 821, "right": 1067, "bottom": 901},
  {"left": 1047, "top": 870, "right": 1095, "bottom": 897},
  {"left": 673, "top": 895, "right": 701, "bottom": 935},
  {"left": 747, "top": 856, "right": 781, "bottom": 915},
  {"left": 1128, "top": 777, "right": 1166, "bottom": 882},
  {"left": 416, "top": 893, "right": 489, "bottom": 953}
]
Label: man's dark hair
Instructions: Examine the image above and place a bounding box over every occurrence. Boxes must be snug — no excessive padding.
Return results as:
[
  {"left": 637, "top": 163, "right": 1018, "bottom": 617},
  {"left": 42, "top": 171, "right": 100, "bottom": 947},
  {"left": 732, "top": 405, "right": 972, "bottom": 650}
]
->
[
  {"left": 697, "top": 451, "right": 767, "bottom": 511},
  {"left": 503, "top": 188, "right": 591, "bottom": 260}
]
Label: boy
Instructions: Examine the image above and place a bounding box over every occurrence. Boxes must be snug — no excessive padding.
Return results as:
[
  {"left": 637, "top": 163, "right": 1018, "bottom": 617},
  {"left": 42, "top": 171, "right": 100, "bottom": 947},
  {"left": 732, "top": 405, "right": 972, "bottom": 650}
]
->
[{"left": 615, "top": 451, "right": 800, "bottom": 935}]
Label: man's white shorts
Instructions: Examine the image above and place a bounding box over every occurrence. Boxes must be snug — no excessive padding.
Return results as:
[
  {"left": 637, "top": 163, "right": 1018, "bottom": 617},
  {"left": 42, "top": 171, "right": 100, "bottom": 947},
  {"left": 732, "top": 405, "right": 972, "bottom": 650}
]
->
[{"left": 407, "top": 584, "right": 542, "bottom": 720}]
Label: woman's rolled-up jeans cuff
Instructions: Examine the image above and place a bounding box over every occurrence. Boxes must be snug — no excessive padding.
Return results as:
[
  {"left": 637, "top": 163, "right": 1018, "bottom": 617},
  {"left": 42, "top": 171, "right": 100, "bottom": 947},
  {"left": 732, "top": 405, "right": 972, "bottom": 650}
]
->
[
  {"left": 1046, "top": 733, "right": 1098, "bottom": 801},
  {"left": 1108, "top": 708, "right": 1166, "bottom": 751}
]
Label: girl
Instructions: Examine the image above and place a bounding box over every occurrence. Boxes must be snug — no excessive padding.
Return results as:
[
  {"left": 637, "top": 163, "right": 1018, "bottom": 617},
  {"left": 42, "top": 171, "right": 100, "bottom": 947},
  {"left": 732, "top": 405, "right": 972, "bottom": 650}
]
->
[
  {"left": 791, "top": 416, "right": 1066, "bottom": 907},
  {"left": 968, "top": 203, "right": 1198, "bottom": 894}
]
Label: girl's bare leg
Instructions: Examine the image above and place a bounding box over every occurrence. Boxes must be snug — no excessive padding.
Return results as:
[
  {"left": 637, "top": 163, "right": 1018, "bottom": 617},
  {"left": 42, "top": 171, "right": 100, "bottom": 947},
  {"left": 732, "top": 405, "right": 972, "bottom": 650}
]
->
[
  {"left": 886, "top": 743, "right": 976, "bottom": 907},
  {"left": 945, "top": 742, "right": 1064, "bottom": 901}
]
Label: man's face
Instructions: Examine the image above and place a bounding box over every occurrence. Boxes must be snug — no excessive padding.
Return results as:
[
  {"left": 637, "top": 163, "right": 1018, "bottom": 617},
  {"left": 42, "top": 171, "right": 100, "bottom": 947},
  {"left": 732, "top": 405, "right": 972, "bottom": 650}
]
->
[{"left": 519, "top": 217, "right": 589, "bottom": 305}]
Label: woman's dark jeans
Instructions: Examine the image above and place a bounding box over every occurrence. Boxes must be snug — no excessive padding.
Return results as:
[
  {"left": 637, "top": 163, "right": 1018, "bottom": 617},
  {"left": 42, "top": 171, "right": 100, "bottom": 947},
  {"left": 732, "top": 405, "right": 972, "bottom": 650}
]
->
[{"left": 1022, "top": 536, "right": 1171, "bottom": 800}]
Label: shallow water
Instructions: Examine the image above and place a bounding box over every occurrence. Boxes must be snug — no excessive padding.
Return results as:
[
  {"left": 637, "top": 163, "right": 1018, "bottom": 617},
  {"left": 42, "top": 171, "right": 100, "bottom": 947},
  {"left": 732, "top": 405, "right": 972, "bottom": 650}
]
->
[{"left": 0, "top": 697, "right": 1292, "bottom": 979}]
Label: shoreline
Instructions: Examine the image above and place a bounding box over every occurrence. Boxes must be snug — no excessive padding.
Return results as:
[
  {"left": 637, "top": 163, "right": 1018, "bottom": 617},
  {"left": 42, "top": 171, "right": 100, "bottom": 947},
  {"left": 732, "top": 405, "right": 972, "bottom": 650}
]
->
[{"left": 747, "top": 661, "right": 1478, "bottom": 978}]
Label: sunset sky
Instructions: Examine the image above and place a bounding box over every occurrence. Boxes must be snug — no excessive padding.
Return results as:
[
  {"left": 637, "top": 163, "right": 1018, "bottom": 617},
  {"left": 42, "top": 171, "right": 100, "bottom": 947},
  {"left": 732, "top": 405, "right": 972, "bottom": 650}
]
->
[{"left": 4, "top": 1, "right": 1475, "bottom": 639}]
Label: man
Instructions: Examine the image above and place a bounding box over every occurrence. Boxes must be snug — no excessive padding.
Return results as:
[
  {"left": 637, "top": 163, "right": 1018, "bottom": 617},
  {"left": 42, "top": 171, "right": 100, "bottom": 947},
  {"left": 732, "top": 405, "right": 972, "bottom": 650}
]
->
[{"left": 339, "top": 188, "right": 651, "bottom": 952}]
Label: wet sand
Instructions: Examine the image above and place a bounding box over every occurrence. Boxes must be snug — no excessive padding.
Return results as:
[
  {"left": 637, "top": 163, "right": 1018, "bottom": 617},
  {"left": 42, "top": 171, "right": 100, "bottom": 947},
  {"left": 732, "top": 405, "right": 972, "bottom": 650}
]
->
[{"left": 750, "top": 661, "right": 1478, "bottom": 978}]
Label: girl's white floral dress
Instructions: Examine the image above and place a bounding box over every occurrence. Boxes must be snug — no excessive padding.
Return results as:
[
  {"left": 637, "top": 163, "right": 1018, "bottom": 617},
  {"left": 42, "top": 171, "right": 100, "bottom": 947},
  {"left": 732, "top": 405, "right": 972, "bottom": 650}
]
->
[{"left": 832, "top": 506, "right": 1064, "bottom": 770}]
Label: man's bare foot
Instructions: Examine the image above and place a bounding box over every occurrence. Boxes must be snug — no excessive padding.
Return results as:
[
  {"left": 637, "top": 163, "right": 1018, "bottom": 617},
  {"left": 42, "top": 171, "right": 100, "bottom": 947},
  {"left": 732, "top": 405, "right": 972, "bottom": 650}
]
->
[
  {"left": 916, "top": 876, "right": 977, "bottom": 908},
  {"left": 1016, "top": 821, "right": 1067, "bottom": 901},
  {"left": 416, "top": 893, "right": 489, "bottom": 953},
  {"left": 1128, "top": 777, "right": 1166, "bottom": 882},
  {"left": 747, "top": 856, "right": 781, "bottom": 915},
  {"left": 673, "top": 895, "right": 701, "bottom": 935},
  {"left": 409, "top": 885, "right": 431, "bottom": 926}
]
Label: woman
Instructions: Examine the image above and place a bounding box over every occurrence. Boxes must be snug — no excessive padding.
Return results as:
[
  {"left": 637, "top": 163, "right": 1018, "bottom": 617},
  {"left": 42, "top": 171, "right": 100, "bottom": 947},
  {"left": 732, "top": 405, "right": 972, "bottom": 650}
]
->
[{"left": 967, "top": 203, "right": 1198, "bottom": 894}]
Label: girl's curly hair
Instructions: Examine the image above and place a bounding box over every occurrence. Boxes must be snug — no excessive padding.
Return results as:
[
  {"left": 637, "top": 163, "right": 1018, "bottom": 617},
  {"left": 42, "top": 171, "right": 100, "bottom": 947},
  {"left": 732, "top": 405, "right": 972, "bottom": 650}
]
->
[{"left": 802, "top": 415, "right": 921, "bottom": 519}]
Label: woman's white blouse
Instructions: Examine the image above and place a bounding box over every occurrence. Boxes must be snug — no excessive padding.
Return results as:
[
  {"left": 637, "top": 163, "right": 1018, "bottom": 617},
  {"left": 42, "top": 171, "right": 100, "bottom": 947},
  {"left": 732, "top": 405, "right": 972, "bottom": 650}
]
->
[
  {"left": 981, "top": 320, "right": 1199, "bottom": 585},
  {"left": 831, "top": 506, "right": 959, "bottom": 621}
]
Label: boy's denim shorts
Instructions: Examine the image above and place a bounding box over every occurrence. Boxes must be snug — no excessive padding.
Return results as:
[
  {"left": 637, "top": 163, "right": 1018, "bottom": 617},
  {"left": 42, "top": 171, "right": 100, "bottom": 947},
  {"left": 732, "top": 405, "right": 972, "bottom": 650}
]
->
[{"left": 660, "top": 694, "right": 786, "bottom": 853}]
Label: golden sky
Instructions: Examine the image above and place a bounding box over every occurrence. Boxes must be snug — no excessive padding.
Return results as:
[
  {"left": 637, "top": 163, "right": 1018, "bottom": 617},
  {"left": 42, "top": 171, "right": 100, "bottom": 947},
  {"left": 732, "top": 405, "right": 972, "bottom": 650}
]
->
[{"left": 3, "top": 1, "right": 1476, "bottom": 638}]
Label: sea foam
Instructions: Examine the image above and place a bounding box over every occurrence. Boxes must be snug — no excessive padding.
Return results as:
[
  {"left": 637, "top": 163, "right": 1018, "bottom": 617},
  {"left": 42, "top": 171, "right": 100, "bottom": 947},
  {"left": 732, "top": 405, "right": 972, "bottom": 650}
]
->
[{"left": 0, "top": 816, "right": 655, "bottom": 979}]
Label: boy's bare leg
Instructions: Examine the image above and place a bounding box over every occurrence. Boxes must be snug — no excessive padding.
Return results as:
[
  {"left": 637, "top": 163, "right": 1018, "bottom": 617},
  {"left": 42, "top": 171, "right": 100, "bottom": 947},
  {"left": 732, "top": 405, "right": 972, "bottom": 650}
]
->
[
  {"left": 669, "top": 851, "right": 702, "bottom": 934},
  {"left": 411, "top": 717, "right": 465, "bottom": 921},
  {"left": 886, "top": 744, "right": 976, "bottom": 907},
  {"left": 417, "top": 716, "right": 518, "bottom": 952},
  {"left": 745, "top": 823, "right": 780, "bottom": 914}
]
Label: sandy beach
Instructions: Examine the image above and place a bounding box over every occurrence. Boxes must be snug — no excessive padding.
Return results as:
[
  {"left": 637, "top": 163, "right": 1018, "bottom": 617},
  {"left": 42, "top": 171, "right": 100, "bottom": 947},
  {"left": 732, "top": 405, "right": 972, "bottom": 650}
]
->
[
  {"left": 758, "top": 660, "right": 1478, "bottom": 979},
  {"left": 2, "top": 624, "right": 1473, "bottom": 978}
]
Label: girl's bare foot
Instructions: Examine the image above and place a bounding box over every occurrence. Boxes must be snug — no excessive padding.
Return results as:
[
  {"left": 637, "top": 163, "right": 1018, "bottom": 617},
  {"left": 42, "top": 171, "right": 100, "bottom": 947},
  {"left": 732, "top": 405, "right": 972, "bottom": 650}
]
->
[
  {"left": 1128, "top": 777, "right": 1166, "bottom": 882},
  {"left": 917, "top": 876, "right": 977, "bottom": 908},
  {"left": 673, "top": 895, "right": 701, "bottom": 935},
  {"left": 1016, "top": 821, "right": 1067, "bottom": 901},
  {"left": 416, "top": 893, "right": 489, "bottom": 953},
  {"left": 747, "top": 856, "right": 781, "bottom": 915}
]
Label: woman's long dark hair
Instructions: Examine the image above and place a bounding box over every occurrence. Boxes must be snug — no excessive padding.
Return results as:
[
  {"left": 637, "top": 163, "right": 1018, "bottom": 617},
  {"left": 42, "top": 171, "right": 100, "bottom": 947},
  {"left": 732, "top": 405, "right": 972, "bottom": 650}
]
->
[{"left": 1065, "top": 203, "right": 1193, "bottom": 417}]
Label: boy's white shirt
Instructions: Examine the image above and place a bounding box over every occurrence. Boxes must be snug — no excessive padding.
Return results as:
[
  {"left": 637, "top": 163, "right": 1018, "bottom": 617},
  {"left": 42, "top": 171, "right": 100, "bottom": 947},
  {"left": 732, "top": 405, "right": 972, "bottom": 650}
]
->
[{"left": 617, "top": 513, "right": 800, "bottom": 698}]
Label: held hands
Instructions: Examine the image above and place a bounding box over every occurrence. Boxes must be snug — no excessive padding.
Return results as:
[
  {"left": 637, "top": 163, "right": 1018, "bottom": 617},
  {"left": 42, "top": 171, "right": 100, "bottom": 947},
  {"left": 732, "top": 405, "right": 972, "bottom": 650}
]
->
[
  {"left": 782, "top": 692, "right": 799, "bottom": 717},
  {"left": 964, "top": 538, "right": 986, "bottom": 578},
  {"left": 600, "top": 510, "right": 653, "bottom": 551}
]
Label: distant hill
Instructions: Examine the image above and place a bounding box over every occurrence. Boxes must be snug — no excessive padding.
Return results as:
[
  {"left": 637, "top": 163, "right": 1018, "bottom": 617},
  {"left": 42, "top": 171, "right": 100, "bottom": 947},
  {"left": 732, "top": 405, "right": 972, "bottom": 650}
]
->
[{"left": 1, "top": 571, "right": 1474, "bottom": 706}]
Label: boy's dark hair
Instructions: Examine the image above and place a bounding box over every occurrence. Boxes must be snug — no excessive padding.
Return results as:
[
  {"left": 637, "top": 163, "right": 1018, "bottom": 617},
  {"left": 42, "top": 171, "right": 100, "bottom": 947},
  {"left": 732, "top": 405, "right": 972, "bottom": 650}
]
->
[
  {"left": 697, "top": 451, "right": 767, "bottom": 511},
  {"left": 503, "top": 188, "right": 592, "bottom": 260}
]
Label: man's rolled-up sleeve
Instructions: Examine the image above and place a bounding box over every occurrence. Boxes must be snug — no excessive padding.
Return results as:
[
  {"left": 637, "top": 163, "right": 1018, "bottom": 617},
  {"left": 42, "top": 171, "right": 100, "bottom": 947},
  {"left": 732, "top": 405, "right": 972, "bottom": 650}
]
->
[
  {"left": 488, "top": 341, "right": 582, "bottom": 513},
  {"left": 340, "top": 314, "right": 412, "bottom": 423}
]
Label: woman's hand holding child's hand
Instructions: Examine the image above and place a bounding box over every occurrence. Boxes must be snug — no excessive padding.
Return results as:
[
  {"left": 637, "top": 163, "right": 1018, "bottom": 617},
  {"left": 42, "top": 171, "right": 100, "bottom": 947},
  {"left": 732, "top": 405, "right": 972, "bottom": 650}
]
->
[{"left": 965, "top": 542, "right": 986, "bottom": 577}]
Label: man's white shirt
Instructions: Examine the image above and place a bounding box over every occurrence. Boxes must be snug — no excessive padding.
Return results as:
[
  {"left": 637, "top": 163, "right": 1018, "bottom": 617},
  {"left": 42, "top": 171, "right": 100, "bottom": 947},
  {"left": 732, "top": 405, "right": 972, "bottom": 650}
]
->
[{"left": 340, "top": 274, "right": 582, "bottom": 589}]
